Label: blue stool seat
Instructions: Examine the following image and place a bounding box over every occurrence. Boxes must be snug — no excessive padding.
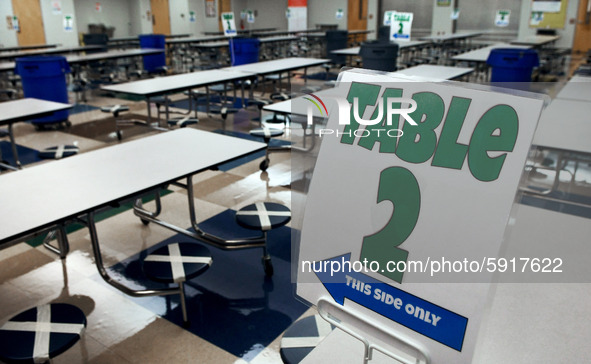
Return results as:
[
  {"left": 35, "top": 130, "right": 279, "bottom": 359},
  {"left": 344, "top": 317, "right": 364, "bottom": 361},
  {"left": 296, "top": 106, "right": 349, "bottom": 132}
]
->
[
  {"left": 143, "top": 242, "right": 212, "bottom": 283},
  {"left": 143, "top": 242, "right": 212, "bottom": 324},
  {"left": 167, "top": 116, "right": 199, "bottom": 128},
  {"left": 0, "top": 303, "right": 86, "bottom": 363},
  {"left": 38, "top": 145, "right": 79, "bottom": 160},
  {"left": 236, "top": 202, "right": 291, "bottom": 232},
  {"left": 280, "top": 315, "right": 335, "bottom": 364}
]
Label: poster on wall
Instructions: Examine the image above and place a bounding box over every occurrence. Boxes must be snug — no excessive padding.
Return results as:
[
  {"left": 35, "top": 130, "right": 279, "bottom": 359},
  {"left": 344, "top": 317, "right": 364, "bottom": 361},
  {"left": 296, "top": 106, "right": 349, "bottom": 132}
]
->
[
  {"left": 247, "top": 10, "right": 255, "bottom": 24},
  {"left": 190, "top": 11, "right": 196, "bottom": 23},
  {"left": 63, "top": 14, "right": 74, "bottom": 32},
  {"left": 95, "top": 2, "right": 102, "bottom": 12},
  {"left": 12, "top": 16, "right": 19, "bottom": 32},
  {"left": 336, "top": 9, "right": 344, "bottom": 20},
  {"left": 287, "top": 0, "right": 307, "bottom": 32},
  {"left": 437, "top": 0, "right": 451, "bottom": 6},
  {"left": 52, "top": 1, "right": 62, "bottom": 15},
  {"left": 495, "top": 10, "right": 511, "bottom": 27},
  {"left": 530, "top": 11, "right": 544, "bottom": 25},
  {"left": 532, "top": 0, "right": 562, "bottom": 13},
  {"left": 206, "top": 0, "right": 216, "bottom": 18},
  {"left": 451, "top": 9, "right": 460, "bottom": 20}
]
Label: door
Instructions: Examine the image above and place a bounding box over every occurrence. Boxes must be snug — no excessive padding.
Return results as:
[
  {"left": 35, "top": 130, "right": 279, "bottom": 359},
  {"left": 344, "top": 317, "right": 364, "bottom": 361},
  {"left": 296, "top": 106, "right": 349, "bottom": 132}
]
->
[
  {"left": 151, "top": 0, "right": 171, "bottom": 35},
  {"left": 11, "top": 0, "right": 46, "bottom": 46},
  {"left": 218, "top": 0, "right": 232, "bottom": 32},
  {"left": 348, "top": 0, "right": 368, "bottom": 41},
  {"left": 573, "top": 0, "right": 591, "bottom": 53}
]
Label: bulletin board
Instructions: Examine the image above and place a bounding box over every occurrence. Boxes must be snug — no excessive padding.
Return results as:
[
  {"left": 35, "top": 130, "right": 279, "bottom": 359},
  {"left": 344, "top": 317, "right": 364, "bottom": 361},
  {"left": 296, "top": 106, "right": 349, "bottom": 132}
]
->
[{"left": 529, "top": 0, "right": 568, "bottom": 29}]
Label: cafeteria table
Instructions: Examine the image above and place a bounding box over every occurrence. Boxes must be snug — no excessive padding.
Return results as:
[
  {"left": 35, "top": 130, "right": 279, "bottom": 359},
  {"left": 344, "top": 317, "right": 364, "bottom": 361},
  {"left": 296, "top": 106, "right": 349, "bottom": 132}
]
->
[
  {"left": 0, "top": 98, "right": 72, "bottom": 170},
  {"left": 0, "top": 128, "right": 266, "bottom": 297}
]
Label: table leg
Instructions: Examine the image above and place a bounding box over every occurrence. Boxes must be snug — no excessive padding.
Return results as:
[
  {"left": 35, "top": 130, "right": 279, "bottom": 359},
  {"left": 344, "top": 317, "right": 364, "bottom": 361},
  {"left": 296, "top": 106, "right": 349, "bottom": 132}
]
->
[{"left": 8, "top": 124, "right": 21, "bottom": 169}]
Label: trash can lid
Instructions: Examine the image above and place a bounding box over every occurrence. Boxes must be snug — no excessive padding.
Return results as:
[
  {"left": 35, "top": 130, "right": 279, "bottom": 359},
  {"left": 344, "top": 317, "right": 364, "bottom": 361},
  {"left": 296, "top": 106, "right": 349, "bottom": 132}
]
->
[{"left": 487, "top": 48, "right": 540, "bottom": 68}]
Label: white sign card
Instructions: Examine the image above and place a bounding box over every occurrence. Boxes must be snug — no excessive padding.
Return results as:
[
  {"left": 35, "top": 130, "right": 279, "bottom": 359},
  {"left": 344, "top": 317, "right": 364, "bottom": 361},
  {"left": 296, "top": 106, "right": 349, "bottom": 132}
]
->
[
  {"left": 336, "top": 8, "right": 344, "bottom": 20},
  {"left": 532, "top": 0, "right": 562, "bottom": 13},
  {"left": 451, "top": 8, "right": 461, "bottom": 20},
  {"left": 221, "top": 12, "right": 237, "bottom": 37},
  {"left": 296, "top": 69, "right": 546, "bottom": 363},
  {"left": 495, "top": 9, "right": 511, "bottom": 27},
  {"left": 52, "top": 1, "right": 62, "bottom": 15},
  {"left": 383, "top": 10, "right": 396, "bottom": 26},
  {"left": 189, "top": 11, "right": 196, "bottom": 22},
  {"left": 530, "top": 11, "right": 544, "bottom": 25},
  {"left": 12, "top": 16, "right": 19, "bottom": 32},
  {"left": 247, "top": 10, "right": 255, "bottom": 24},
  {"left": 63, "top": 14, "right": 74, "bottom": 32},
  {"left": 390, "top": 12, "right": 413, "bottom": 41}
]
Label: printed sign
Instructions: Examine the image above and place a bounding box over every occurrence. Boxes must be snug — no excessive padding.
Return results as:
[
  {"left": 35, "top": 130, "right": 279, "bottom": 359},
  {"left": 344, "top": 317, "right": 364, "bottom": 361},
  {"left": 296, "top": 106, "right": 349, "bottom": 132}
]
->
[
  {"left": 390, "top": 12, "right": 413, "bottom": 41},
  {"left": 532, "top": 0, "right": 562, "bottom": 13},
  {"left": 451, "top": 8, "right": 460, "bottom": 20},
  {"left": 52, "top": 1, "right": 62, "bottom": 15},
  {"left": 296, "top": 70, "right": 546, "bottom": 363},
  {"left": 95, "top": 2, "right": 102, "bottom": 12},
  {"left": 495, "top": 9, "right": 511, "bottom": 27},
  {"left": 383, "top": 10, "right": 395, "bottom": 26},
  {"left": 63, "top": 14, "right": 74, "bottom": 32},
  {"left": 11, "top": 16, "right": 19, "bottom": 31},
  {"left": 189, "top": 11, "right": 196, "bottom": 23},
  {"left": 336, "top": 8, "right": 344, "bottom": 20},
  {"left": 530, "top": 11, "right": 544, "bottom": 25},
  {"left": 286, "top": 8, "right": 291, "bottom": 18},
  {"left": 221, "top": 12, "right": 237, "bottom": 37},
  {"left": 247, "top": 10, "right": 255, "bottom": 24}
]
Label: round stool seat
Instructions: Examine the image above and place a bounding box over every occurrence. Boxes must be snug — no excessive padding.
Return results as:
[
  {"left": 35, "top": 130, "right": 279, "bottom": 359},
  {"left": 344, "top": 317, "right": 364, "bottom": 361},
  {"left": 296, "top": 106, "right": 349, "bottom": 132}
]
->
[
  {"left": 151, "top": 96, "right": 169, "bottom": 106},
  {"left": 209, "top": 106, "right": 239, "bottom": 118},
  {"left": 247, "top": 98, "right": 272, "bottom": 108},
  {"left": 249, "top": 128, "right": 284, "bottom": 139},
  {"left": 167, "top": 116, "right": 199, "bottom": 128},
  {"left": 39, "top": 145, "right": 79, "bottom": 160},
  {"left": 0, "top": 303, "right": 86, "bottom": 363},
  {"left": 280, "top": 315, "right": 334, "bottom": 364},
  {"left": 100, "top": 105, "right": 129, "bottom": 115},
  {"left": 143, "top": 242, "right": 212, "bottom": 283},
  {"left": 236, "top": 202, "right": 291, "bottom": 232}
]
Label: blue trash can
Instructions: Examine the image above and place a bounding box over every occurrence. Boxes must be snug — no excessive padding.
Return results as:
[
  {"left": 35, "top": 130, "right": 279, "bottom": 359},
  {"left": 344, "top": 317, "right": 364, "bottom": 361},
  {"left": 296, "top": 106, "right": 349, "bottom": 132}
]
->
[
  {"left": 139, "top": 34, "right": 166, "bottom": 72},
  {"left": 230, "top": 38, "right": 260, "bottom": 66},
  {"left": 15, "top": 56, "right": 70, "bottom": 125},
  {"left": 487, "top": 48, "right": 539, "bottom": 82}
]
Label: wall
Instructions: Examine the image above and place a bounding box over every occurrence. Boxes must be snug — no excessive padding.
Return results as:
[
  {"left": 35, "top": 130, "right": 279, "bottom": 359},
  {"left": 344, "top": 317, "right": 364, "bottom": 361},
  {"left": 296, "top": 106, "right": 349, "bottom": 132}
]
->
[
  {"left": 40, "top": 0, "right": 79, "bottom": 47},
  {"left": 75, "top": 0, "right": 132, "bottom": 38},
  {"left": 382, "top": 0, "right": 433, "bottom": 34},
  {"left": 308, "top": 0, "right": 348, "bottom": 30},
  {"left": 243, "top": 0, "right": 288, "bottom": 31},
  {"left": 518, "top": 0, "right": 578, "bottom": 48},
  {"left": 129, "top": 0, "right": 152, "bottom": 35},
  {"left": 0, "top": 1, "right": 18, "bottom": 48}
]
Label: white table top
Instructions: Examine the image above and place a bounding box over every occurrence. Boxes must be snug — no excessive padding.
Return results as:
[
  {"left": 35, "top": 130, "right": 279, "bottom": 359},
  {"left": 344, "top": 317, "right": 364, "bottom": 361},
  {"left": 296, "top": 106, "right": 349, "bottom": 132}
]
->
[
  {"left": 0, "top": 128, "right": 265, "bottom": 244},
  {"left": 222, "top": 57, "right": 330, "bottom": 76},
  {"left": 259, "top": 35, "right": 299, "bottom": 43},
  {"left": 395, "top": 65, "right": 474, "bottom": 80},
  {"left": 101, "top": 68, "right": 255, "bottom": 97},
  {"left": 0, "top": 49, "right": 164, "bottom": 72},
  {"left": 0, "top": 98, "right": 72, "bottom": 125},
  {"left": 510, "top": 35, "right": 560, "bottom": 46},
  {"left": 452, "top": 43, "right": 533, "bottom": 63},
  {"left": 301, "top": 204, "right": 591, "bottom": 363},
  {"left": 532, "top": 98, "right": 591, "bottom": 154},
  {"left": 0, "top": 45, "right": 106, "bottom": 61},
  {"left": 166, "top": 35, "right": 227, "bottom": 45},
  {"left": 331, "top": 41, "right": 430, "bottom": 55},
  {"left": 555, "top": 76, "right": 591, "bottom": 102},
  {"left": 420, "top": 31, "right": 483, "bottom": 42}
]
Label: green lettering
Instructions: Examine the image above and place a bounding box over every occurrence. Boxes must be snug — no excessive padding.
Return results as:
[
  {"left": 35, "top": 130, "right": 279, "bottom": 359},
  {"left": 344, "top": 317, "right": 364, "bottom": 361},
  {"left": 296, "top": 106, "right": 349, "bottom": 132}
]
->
[
  {"left": 432, "top": 96, "right": 470, "bottom": 170},
  {"left": 340, "top": 82, "right": 381, "bottom": 145}
]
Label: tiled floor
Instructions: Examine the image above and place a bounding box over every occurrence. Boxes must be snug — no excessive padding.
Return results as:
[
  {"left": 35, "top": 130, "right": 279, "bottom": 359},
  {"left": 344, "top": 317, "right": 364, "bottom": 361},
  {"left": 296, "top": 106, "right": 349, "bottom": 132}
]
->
[{"left": 1, "top": 56, "right": 590, "bottom": 364}]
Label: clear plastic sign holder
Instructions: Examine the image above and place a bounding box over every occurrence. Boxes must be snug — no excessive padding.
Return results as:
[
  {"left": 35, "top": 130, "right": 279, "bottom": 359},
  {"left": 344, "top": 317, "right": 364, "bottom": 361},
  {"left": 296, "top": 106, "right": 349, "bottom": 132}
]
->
[{"left": 292, "top": 68, "right": 549, "bottom": 364}]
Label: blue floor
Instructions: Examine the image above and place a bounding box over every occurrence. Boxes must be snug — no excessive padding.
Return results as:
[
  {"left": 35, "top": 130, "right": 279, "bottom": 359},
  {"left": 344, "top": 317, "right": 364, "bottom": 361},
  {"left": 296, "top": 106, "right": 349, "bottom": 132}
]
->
[
  {"left": 0, "top": 141, "right": 41, "bottom": 168},
  {"left": 103, "top": 209, "right": 307, "bottom": 362},
  {"left": 212, "top": 130, "right": 291, "bottom": 171},
  {"left": 69, "top": 103, "right": 99, "bottom": 115}
]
